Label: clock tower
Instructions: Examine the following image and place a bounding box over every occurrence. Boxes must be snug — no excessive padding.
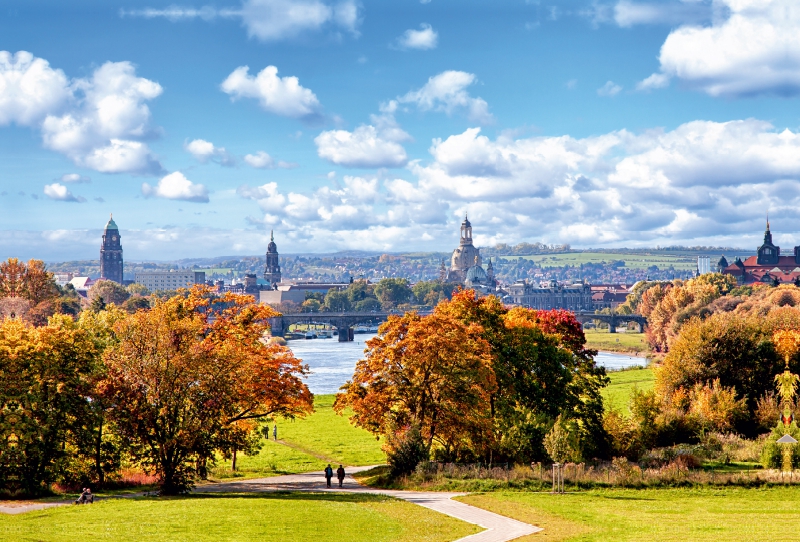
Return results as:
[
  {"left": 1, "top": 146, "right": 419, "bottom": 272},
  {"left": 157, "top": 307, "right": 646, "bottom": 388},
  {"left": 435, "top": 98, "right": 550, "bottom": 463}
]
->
[{"left": 100, "top": 214, "right": 124, "bottom": 283}]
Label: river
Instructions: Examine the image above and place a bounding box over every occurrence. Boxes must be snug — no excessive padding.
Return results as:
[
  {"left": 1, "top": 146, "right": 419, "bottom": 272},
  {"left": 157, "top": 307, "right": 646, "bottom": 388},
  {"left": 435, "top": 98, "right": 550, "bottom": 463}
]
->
[{"left": 288, "top": 334, "right": 647, "bottom": 395}]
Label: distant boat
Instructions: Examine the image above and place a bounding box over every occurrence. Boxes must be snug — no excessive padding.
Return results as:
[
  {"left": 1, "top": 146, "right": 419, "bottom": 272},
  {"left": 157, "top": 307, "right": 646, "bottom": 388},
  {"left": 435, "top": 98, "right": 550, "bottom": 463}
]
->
[
  {"left": 368, "top": 325, "right": 379, "bottom": 332},
  {"left": 354, "top": 325, "right": 370, "bottom": 334},
  {"left": 317, "top": 329, "right": 333, "bottom": 339},
  {"left": 305, "top": 331, "right": 317, "bottom": 339}
]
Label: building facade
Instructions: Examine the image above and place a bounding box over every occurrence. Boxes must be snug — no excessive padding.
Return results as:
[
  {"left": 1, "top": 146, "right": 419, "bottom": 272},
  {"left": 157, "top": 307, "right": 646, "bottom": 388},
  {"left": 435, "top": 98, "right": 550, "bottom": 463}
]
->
[
  {"left": 99, "top": 215, "right": 123, "bottom": 283},
  {"left": 721, "top": 221, "right": 800, "bottom": 284},
  {"left": 134, "top": 270, "right": 206, "bottom": 291},
  {"left": 447, "top": 215, "right": 483, "bottom": 283},
  {"left": 264, "top": 230, "right": 282, "bottom": 285},
  {"left": 505, "top": 280, "right": 594, "bottom": 311}
]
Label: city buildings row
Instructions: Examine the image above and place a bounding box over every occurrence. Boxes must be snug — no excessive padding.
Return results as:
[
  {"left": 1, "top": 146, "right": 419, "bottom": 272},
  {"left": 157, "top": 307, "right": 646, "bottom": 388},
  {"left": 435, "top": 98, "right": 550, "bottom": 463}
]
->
[{"left": 59, "top": 214, "right": 636, "bottom": 311}]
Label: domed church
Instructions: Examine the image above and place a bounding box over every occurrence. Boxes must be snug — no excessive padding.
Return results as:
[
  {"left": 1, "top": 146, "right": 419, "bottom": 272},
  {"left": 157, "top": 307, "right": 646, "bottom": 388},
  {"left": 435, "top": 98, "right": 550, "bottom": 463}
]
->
[{"left": 445, "top": 215, "right": 496, "bottom": 291}]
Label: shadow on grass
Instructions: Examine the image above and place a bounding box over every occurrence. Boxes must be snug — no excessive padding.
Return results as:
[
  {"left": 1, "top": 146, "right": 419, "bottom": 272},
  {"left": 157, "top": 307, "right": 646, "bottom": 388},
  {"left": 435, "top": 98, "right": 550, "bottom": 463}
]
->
[{"left": 135, "top": 491, "right": 396, "bottom": 505}]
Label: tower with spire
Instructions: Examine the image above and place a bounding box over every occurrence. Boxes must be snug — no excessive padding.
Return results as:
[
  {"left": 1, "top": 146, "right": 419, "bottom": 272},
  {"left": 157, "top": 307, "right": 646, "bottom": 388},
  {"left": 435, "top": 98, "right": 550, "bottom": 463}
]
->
[
  {"left": 264, "top": 230, "right": 281, "bottom": 286},
  {"left": 100, "top": 214, "right": 123, "bottom": 283},
  {"left": 757, "top": 217, "right": 780, "bottom": 265}
]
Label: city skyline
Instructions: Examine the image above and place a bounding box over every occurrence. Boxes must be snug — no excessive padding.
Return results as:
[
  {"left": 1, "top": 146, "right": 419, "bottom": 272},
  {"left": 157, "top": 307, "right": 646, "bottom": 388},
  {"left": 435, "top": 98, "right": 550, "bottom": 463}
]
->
[{"left": 3, "top": 0, "right": 800, "bottom": 260}]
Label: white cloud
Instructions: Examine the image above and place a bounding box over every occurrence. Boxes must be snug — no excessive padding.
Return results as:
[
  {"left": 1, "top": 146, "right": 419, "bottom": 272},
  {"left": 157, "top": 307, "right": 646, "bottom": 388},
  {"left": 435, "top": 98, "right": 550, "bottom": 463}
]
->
[
  {"left": 0, "top": 51, "right": 70, "bottom": 126},
  {"left": 398, "top": 71, "right": 493, "bottom": 124},
  {"left": 0, "top": 52, "right": 163, "bottom": 174},
  {"left": 636, "top": 73, "right": 670, "bottom": 91},
  {"left": 646, "top": 0, "right": 800, "bottom": 97},
  {"left": 142, "top": 172, "right": 209, "bottom": 202},
  {"left": 597, "top": 81, "right": 623, "bottom": 97},
  {"left": 244, "top": 151, "right": 275, "bottom": 169},
  {"left": 221, "top": 65, "right": 322, "bottom": 120},
  {"left": 315, "top": 125, "right": 408, "bottom": 168},
  {"left": 395, "top": 24, "right": 438, "bottom": 50},
  {"left": 185, "top": 138, "right": 235, "bottom": 166},
  {"left": 122, "top": 0, "right": 363, "bottom": 41},
  {"left": 59, "top": 173, "right": 91, "bottom": 183},
  {"left": 43, "top": 183, "right": 85, "bottom": 202}
]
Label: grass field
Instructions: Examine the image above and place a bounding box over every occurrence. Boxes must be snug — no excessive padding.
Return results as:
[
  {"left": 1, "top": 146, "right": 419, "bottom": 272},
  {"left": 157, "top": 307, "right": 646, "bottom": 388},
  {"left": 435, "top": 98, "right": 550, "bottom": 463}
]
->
[
  {"left": 213, "top": 394, "right": 386, "bottom": 478},
  {"left": 459, "top": 487, "right": 800, "bottom": 541},
  {"left": 0, "top": 493, "right": 479, "bottom": 542},
  {"left": 602, "top": 368, "right": 654, "bottom": 415},
  {"left": 496, "top": 252, "right": 698, "bottom": 270},
  {"left": 584, "top": 330, "right": 649, "bottom": 354}
]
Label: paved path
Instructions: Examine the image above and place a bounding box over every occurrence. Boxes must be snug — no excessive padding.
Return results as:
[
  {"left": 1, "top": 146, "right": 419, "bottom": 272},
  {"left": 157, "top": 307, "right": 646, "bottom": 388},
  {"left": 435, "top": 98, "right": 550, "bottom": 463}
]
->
[
  {"left": 194, "top": 466, "right": 541, "bottom": 542},
  {"left": 0, "top": 500, "right": 71, "bottom": 515}
]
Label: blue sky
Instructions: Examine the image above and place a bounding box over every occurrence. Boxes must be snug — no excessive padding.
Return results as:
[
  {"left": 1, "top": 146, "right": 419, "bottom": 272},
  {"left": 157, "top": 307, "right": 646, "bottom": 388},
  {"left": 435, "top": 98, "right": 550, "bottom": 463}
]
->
[{"left": 2, "top": 0, "right": 800, "bottom": 260}]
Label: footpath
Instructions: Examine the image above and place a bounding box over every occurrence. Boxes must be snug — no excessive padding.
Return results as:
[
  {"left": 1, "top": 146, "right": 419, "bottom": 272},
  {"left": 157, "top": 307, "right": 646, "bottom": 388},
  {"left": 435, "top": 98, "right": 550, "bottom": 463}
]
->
[{"left": 194, "top": 466, "right": 541, "bottom": 542}]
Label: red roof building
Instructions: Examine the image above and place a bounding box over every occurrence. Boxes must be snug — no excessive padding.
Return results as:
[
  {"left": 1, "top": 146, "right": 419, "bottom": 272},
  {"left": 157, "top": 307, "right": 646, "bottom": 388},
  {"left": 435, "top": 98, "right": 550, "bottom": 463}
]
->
[{"left": 721, "top": 221, "right": 800, "bottom": 285}]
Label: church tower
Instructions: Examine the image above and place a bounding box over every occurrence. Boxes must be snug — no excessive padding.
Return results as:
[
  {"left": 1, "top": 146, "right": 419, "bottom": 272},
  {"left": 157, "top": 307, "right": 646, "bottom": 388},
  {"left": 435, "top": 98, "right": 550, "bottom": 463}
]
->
[
  {"left": 100, "top": 214, "right": 123, "bottom": 283},
  {"left": 264, "top": 230, "right": 281, "bottom": 286},
  {"left": 757, "top": 218, "right": 780, "bottom": 265}
]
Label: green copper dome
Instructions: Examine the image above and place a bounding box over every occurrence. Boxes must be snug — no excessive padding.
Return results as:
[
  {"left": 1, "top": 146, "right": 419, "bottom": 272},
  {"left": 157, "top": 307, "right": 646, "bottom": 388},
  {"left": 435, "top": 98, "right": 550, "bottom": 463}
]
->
[{"left": 105, "top": 214, "right": 118, "bottom": 230}]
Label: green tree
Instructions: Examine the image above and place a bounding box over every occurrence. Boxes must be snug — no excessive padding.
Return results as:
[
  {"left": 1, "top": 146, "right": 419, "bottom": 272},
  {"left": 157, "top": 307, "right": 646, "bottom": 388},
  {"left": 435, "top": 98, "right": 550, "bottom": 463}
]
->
[
  {"left": 126, "top": 283, "right": 150, "bottom": 296},
  {"left": 89, "top": 280, "right": 130, "bottom": 307},
  {"left": 373, "top": 278, "right": 412, "bottom": 309},
  {"left": 323, "top": 289, "right": 351, "bottom": 312}
]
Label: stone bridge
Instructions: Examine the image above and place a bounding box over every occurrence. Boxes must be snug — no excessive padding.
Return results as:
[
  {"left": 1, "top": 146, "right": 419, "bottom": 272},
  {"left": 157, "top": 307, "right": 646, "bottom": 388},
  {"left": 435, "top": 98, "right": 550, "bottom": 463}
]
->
[
  {"left": 269, "top": 310, "right": 646, "bottom": 340},
  {"left": 268, "top": 311, "right": 396, "bottom": 341},
  {"left": 573, "top": 312, "right": 647, "bottom": 333}
]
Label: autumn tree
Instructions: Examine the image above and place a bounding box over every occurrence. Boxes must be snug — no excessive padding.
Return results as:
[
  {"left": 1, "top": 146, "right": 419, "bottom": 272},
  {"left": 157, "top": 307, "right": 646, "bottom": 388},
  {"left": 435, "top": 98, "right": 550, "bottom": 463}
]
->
[
  {"left": 373, "top": 278, "right": 413, "bottom": 309},
  {"left": 0, "top": 258, "right": 66, "bottom": 326},
  {"left": 0, "top": 315, "right": 98, "bottom": 496},
  {"left": 99, "top": 287, "right": 313, "bottom": 494},
  {"left": 334, "top": 311, "right": 495, "bottom": 462}
]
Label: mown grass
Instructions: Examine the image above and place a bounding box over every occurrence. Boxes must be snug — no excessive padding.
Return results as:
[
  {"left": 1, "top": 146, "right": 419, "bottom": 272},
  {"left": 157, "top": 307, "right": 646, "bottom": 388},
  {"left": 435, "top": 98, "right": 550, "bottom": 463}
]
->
[
  {"left": 584, "top": 330, "right": 649, "bottom": 354},
  {"left": 0, "top": 493, "right": 479, "bottom": 542},
  {"left": 602, "top": 368, "right": 655, "bottom": 416},
  {"left": 213, "top": 394, "right": 385, "bottom": 479},
  {"left": 458, "top": 487, "right": 800, "bottom": 541}
]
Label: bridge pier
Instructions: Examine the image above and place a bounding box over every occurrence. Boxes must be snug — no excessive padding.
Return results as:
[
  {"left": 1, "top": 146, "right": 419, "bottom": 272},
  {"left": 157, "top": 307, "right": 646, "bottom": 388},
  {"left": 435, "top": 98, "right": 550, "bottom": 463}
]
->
[
  {"left": 608, "top": 322, "right": 617, "bottom": 334},
  {"left": 269, "top": 317, "right": 287, "bottom": 337},
  {"left": 338, "top": 326, "right": 354, "bottom": 342}
]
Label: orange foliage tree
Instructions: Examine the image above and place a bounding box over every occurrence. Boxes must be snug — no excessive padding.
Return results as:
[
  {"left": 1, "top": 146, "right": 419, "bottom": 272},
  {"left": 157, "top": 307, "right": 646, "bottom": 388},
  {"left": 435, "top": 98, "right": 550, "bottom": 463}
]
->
[
  {"left": 336, "top": 290, "right": 608, "bottom": 464},
  {"left": 99, "top": 287, "right": 313, "bottom": 494},
  {"left": 334, "top": 311, "right": 495, "bottom": 460},
  {"left": 0, "top": 258, "right": 65, "bottom": 325}
]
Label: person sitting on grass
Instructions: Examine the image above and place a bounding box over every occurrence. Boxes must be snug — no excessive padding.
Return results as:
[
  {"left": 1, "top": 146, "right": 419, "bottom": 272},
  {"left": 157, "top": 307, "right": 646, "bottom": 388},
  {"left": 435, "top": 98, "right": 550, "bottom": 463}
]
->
[
  {"left": 75, "top": 488, "right": 93, "bottom": 504},
  {"left": 336, "top": 465, "right": 345, "bottom": 488}
]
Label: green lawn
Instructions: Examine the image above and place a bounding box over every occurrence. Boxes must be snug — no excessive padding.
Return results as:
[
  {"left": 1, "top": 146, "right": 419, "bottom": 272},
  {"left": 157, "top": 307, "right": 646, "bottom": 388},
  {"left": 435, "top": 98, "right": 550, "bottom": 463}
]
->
[
  {"left": 1, "top": 493, "right": 479, "bottom": 542},
  {"left": 496, "top": 252, "right": 697, "bottom": 270},
  {"left": 459, "top": 487, "right": 800, "bottom": 541},
  {"left": 278, "top": 394, "right": 386, "bottom": 466},
  {"left": 584, "top": 330, "right": 649, "bottom": 354},
  {"left": 214, "top": 394, "right": 385, "bottom": 479},
  {"left": 602, "top": 368, "right": 654, "bottom": 416}
]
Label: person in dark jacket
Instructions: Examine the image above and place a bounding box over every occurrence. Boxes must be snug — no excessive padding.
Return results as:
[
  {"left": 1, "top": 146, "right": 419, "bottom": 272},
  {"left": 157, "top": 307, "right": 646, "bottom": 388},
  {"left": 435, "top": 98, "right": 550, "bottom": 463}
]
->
[
  {"left": 324, "top": 464, "right": 333, "bottom": 488},
  {"left": 75, "top": 488, "right": 93, "bottom": 504},
  {"left": 336, "top": 465, "right": 345, "bottom": 488}
]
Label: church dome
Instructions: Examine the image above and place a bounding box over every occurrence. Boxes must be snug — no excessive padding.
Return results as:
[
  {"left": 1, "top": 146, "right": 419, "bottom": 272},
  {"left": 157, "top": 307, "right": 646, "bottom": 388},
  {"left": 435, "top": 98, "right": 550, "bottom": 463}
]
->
[
  {"left": 465, "top": 265, "right": 488, "bottom": 284},
  {"left": 105, "top": 215, "right": 118, "bottom": 231}
]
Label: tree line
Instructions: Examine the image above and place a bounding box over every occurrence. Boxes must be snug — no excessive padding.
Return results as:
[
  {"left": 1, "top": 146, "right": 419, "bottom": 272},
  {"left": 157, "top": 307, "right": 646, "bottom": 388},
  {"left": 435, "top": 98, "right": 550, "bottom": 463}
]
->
[{"left": 0, "top": 259, "right": 311, "bottom": 496}]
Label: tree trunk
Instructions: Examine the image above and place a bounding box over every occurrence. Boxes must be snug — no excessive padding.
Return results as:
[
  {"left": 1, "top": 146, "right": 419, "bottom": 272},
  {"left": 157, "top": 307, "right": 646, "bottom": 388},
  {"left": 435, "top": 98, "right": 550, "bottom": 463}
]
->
[
  {"left": 95, "top": 417, "right": 104, "bottom": 485},
  {"left": 232, "top": 449, "right": 237, "bottom": 471}
]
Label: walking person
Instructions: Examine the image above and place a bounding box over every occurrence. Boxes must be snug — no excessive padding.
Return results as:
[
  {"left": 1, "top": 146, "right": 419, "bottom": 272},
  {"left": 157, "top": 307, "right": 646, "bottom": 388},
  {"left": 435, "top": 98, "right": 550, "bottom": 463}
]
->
[
  {"left": 273, "top": 424, "right": 277, "bottom": 441},
  {"left": 324, "top": 464, "right": 333, "bottom": 488},
  {"left": 336, "top": 464, "right": 345, "bottom": 488}
]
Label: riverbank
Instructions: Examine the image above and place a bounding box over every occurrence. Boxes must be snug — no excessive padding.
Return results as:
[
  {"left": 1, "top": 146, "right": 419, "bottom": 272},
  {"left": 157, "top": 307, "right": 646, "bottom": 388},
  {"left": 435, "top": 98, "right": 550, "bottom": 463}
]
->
[{"left": 583, "top": 330, "right": 649, "bottom": 354}]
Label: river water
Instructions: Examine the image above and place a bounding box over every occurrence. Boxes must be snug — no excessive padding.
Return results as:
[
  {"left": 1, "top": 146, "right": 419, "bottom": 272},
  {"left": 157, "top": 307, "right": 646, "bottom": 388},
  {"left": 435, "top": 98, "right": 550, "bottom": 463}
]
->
[{"left": 288, "top": 334, "right": 647, "bottom": 395}]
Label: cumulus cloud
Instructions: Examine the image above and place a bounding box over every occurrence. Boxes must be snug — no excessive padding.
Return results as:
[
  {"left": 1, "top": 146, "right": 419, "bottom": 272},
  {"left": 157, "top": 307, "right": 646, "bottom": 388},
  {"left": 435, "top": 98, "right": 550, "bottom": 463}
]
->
[
  {"left": 315, "top": 125, "right": 408, "bottom": 168},
  {"left": 394, "top": 24, "right": 438, "bottom": 50},
  {"left": 185, "top": 138, "right": 235, "bottom": 166},
  {"left": 0, "top": 52, "right": 164, "bottom": 174},
  {"left": 242, "top": 151, "right": 298, "bottom": 169},
  {"left": 230, "top": 118, "right": 800, "bottom": 252},
  {"left": 43, "top": 183, "right": 86, "bottom": 202},
  {"left": 121, "top": 0, "right": 362, "bottom": 41},
  {"left": 221, "top": 65, "right": 322, "bottom": 121},
  {"left": 398, "top": 71, "right": 493, "bottom": 124},
  {"left": 142, "top": 172, "right": 209, "bottom": 202},
  {"left": 642, "top": 0, "right": 800, "bottom": 97},
  {"left": 58, "top": 173, "right": 91, "bottom": 183},
  {"left": 636, "top": 73, "right": 670, "bottom": 91},
  {"left": 597, "top": 81, "right": 622, "bottom": 97}
]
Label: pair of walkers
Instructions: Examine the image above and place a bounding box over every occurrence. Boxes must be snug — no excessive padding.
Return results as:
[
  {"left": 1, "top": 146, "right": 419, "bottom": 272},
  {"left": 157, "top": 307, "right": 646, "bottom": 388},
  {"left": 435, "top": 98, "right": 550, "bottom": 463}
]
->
[{"left": 324, "top": 464, "right": 345, "bottom": 488}]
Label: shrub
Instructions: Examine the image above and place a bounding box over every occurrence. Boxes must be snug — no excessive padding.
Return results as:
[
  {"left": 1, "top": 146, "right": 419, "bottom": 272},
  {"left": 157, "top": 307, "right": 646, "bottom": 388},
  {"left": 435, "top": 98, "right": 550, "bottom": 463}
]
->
[{"left": 386, "top": 424, "right": 429, "bottom": 478}]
